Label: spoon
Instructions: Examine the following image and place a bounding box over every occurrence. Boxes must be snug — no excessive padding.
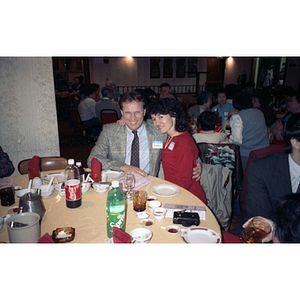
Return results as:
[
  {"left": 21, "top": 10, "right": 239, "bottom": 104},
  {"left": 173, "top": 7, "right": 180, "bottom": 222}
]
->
[
  {"left": 46, "top": 176, "right": 55, "bottom": 191},
  {"left": 26, "top": 180, "right": 32, "bottom": 193}
]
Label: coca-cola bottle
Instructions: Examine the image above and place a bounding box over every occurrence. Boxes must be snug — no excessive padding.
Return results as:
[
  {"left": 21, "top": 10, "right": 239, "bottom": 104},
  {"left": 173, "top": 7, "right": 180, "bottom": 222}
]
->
[{"left": 65, "top": 158, "right": 81, "bottom": 208}]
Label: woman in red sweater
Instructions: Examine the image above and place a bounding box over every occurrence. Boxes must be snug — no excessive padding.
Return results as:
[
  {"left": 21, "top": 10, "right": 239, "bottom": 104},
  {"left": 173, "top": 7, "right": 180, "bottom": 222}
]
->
[{"left": 147, "top": 97, "right": 207, "bottom": 204}]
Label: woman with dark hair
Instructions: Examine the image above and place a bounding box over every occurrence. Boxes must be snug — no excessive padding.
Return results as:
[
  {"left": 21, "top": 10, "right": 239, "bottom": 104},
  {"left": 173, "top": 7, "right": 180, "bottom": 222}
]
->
[
  {"left": 147, "top": 97, "right": 207, "bottom": 203},
  {"left": 229, "top": 92, "right": 269, "bottom": 170},
  {"left": 252, "top": 89, "right": 276, "bottom": 127}
]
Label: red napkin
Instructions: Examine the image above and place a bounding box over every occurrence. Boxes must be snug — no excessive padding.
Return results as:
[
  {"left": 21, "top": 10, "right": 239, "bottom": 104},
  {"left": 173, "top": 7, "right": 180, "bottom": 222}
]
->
[
  {"left": 38, "top": 233, "right": 54, "bottom": 243},
  {"left": 113, "top": 227, "right": 132, "bottom": 243},
  {"left": 28, "top": 155, "right": 40, "bottom": 169},
  {"left": 91, "top": 157, "right": 101, "bottom": 182}
]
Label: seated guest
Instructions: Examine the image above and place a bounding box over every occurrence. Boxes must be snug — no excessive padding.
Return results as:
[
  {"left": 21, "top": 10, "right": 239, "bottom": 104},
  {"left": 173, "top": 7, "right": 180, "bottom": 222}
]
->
[
  {"left": 71, "top": 76, "right": 81, "bottom": 93},
  {"left": 95, "top": 87, "right": 121, "bottom": 123},
  {"left": 78, "top": 84, "right": 101, "bottom": 140},
  {"left": 106, "top": 79, "right": 120, "bottom": 99},
  {"left": 270, "top": 92, "right": 300, "bottom": 142},
  {"left": 90, "top": 83, "right": 101, "bottom": 102},
  {"left": 212, "top": 87, "right": 235, "bottom": 120},
  {"left": 229, "top": 92, "right": 269, "bottom": 170},
  {"left": 252, "top": 89, "right": 276, "bottom": 127},
  {"left": 193, "top": 111, "right": 227, "bottom": 144},
  {"left": 87, "top": 91, "right": 202, "bottom": 180},
  {"left": 187, "top": 91, "right": 212, "bottom": 123},
  {"left": 0, "top": 146, "right": 14, "bottom": 178},
  {"left": 230, "top": 113, "right": 300, "bottom": 236},
  {"left": 147, "top": 97, "right": 207, "bottom": 204}
]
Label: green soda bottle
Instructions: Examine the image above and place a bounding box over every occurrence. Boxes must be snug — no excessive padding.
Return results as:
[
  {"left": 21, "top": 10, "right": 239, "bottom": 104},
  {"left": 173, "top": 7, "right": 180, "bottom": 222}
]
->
[{"left": 106, "top": 180, "right": 125, "bottom": 238}]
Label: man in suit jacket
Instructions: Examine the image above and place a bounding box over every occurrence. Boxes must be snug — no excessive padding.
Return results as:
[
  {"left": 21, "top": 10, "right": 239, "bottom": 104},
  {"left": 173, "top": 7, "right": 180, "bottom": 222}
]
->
[
  {"left": 88, "top": 91, "right": 167, "bottom": 178},
  {"left": 230, "top": 113, "right": 300, "bottom": 235}
]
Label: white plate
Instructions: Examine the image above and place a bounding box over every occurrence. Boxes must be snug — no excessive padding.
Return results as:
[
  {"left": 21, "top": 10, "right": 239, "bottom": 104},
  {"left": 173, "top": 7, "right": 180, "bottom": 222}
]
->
[
  {"left": 102, "top": 170, "right": 124, "bottom": 180},
  {"left": 151, "top": 184, "right": 180, "bottom": 197},
  {"left": 181, "top": 227, "right": 221, "bottom": 244},
  {"left": 42, "top": 172, "right": 66, "bottom": 183}
]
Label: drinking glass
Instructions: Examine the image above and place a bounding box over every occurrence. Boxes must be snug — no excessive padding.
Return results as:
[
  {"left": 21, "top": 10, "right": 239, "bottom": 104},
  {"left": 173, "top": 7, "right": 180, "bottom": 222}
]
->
[{"left": 124, "top": 174, "right": 135, "bottom": 202}]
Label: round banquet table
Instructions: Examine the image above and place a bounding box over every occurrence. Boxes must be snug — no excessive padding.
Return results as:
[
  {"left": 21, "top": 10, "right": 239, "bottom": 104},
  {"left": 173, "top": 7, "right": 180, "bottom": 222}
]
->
[{"left": 0, "top": 171, "right": 221, "bottom": 243}]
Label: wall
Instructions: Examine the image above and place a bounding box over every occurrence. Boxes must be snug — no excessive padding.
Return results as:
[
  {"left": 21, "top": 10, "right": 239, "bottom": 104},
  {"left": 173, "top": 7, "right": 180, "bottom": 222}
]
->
[
  {"left": 284, "top": 57, "right": 300, "bottom": 91},
  {"left": 224, "top": 57, "right": 253, "bottom": 86},
  {"left": 90, "top": 57, "right": 208, "bottom": 90},
  {"left": 0, "top": 57, "right": 60, "bottom": 176}
]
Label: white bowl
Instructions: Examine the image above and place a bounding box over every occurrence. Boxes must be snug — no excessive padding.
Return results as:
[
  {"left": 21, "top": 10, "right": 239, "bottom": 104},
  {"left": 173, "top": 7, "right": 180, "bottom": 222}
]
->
[
  {"left": 39, "top": 185, "right": 55, "bottom": 197},
  {"left": 16, "top": 188, "right": 36, "bottom": 198},
  {"left": 165, "top": 225, "right": 181, "bottom": 235},
  {"left": 139, "top": 219, "right": 154, "bottom": 228},
  {"left": 152, "top": 207, "right": 166, "bottom": 221},
  {"left": 148, "top": 200, "right": 161, "bottom": 212},
  {"left": 129, "top": 228, "right": 152, "bottom": 243},
  {"left": 93, "top": 182, "right": 110, "bottom": 194},
  {"left": 81, "top": 182, "right": 91, "bottom": 194},
  {"left": 136, "top": 211, "right": 150, "bottom": 219}
]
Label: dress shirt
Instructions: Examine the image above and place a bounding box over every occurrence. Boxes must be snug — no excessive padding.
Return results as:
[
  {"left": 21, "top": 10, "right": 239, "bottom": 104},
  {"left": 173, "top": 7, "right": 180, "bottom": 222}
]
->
[
  {"left": 288, "top": 154, "right": 300, "bottom": 193},
  {"left": 78, "top": 97, "right": 96, "bottom": 121},
  {"left": 125, "top": 123, "right": 150, "bottom": 174}
]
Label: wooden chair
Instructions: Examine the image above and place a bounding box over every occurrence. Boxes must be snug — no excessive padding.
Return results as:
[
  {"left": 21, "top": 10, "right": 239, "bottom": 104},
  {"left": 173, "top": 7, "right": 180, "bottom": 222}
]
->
[{"left": 18, "top": 157, "right": 68, "bottom": 175}]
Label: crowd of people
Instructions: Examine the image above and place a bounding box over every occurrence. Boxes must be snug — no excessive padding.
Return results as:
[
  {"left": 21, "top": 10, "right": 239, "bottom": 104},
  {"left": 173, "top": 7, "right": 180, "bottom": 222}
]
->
[{"left": 2, "top": 78, "right": 300, "bottom": 243}]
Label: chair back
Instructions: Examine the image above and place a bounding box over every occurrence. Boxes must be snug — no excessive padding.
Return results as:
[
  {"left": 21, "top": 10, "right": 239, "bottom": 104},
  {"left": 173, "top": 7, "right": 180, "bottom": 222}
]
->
[
  {"left": 69, "top": 107, "right": 83, "bottom": 130},
  {"left": 197, "top": 142, "right": 243, "bottom": 193},
  {"left": 18, "top": 157, "right": 68, "bottom": 175},
  {"left": 101, "top": 109, "right": 118, "bottom": 126}
]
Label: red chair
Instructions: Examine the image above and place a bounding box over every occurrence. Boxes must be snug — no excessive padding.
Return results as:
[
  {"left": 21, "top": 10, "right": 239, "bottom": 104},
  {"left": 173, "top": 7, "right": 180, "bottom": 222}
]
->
[{"left": 100, "top": 109, "right": 118, "bottom": 126}]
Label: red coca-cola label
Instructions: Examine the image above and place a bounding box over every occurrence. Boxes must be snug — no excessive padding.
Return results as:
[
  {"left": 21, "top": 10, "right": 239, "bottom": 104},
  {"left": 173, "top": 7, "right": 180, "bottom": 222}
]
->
[{"left": 65, "top": 179, "right": 81, "bottom": 201}]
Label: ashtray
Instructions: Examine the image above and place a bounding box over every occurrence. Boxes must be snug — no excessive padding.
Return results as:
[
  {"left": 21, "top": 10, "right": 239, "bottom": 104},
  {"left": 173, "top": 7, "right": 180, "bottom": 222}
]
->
[
  {"left": 52, "top": 227, "right": 75, "bottom": 243},
  {"left": 140, "top": 219, "right": 154, "bottom": 228}
]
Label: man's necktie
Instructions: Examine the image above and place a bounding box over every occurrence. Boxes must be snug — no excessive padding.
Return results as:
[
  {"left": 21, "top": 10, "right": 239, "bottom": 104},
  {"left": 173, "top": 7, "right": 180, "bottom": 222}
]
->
[{"left": 130, "top": 130, "right": 139, "bottom": 168}]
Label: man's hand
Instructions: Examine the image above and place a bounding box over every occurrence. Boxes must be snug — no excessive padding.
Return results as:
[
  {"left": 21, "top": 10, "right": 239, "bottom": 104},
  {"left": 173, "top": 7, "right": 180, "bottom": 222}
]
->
[
  {"left": 272, "top": 128, "right": 284, "bottom": 141},
  {"left": 120, "top": 165, "right": 148, "bottom": 177},
  {"left": 192, "top": 160, "right": 202, "bottom": 181}
]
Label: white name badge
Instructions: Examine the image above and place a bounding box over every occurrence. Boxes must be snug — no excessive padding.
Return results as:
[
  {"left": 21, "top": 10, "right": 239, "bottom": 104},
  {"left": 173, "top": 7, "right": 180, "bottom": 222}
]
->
[
  {"left": 152, "top": 141, "right": 163, "bottom": 149},
  {"left": 168, "top": 141, "right": 175, "bottom": 151}
]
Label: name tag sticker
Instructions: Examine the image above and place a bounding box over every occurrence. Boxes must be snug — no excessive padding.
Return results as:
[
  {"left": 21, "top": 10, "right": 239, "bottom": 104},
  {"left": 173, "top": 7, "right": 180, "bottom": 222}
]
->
[
  {"left": 152, "top": 141, "right": 163, "bottom": 149},
  {"left": 168, "top": 141, "right": 175, "bottom": 151}
]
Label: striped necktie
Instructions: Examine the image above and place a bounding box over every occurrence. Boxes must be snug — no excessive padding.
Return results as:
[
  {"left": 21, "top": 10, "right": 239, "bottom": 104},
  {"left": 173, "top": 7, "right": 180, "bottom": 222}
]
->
[{"left": 130, "top": 130, "right": 139, "bottom": 168}]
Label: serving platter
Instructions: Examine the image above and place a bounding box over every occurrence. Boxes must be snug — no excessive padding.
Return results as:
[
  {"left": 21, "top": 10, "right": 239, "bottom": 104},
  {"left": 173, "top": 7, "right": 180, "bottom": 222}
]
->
[{"left": 181, "top": 227, "right": 221, "bottom": 243}]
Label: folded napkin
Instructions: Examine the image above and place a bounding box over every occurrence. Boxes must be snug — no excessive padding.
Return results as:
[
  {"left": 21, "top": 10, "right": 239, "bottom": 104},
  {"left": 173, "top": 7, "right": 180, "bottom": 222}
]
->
[
  {"left": 38, "top": 233, "right": 54, "bottom": 243},
  {"left": 28, "top": 155, "right": 40, "bottom": 169},
  {"left": 91, "top": 157, "right": 101, "bottom": 182},
  {"left": 112, "top": 227, "right": 132, "bottom": 243}
]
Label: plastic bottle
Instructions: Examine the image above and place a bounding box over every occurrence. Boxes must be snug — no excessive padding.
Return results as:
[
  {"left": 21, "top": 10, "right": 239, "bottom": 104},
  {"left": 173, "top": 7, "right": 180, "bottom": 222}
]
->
[
  {"left": 65, "top": 158, "right": 81, "bottom": 208},
  {"left": 106, "top": 181, "right": 125, "bottom": 238},
  {"left": 76, "top": 161, "right": 85, "bottom": 183}
]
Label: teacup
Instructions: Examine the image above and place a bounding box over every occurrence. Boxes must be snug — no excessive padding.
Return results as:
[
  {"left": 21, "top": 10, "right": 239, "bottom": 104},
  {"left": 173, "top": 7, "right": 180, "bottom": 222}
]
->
[
  {"left": 152, "top": 207, "right": 166, "bottom": 221},
  {"left": 129, "top": 228, "right": 152, "bottom": 243},
  {"left": 148, "top": 200, "right": 161, "bottom": 212},
  {"left": 81, "top": 182, "right": 91, "bottom": 194}
]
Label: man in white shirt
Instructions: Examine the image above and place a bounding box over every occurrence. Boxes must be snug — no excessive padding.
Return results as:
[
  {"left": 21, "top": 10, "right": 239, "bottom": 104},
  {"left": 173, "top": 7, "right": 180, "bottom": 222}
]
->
[{"left": 230, "top": 112, "right": 300, "bottom": 235}]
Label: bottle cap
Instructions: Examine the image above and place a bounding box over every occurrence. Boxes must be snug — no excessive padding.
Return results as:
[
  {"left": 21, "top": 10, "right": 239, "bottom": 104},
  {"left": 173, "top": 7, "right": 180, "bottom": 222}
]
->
[
  {"left": 68, "top": 159, "right": 75, "bottom": 165},
  {"left": 111, "top": 181, "right": 119, "bottom": 188}
]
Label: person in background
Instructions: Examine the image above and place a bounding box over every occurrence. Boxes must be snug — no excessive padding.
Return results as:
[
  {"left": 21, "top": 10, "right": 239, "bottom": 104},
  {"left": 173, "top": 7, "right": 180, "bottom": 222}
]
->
[
  {"left": 270, "top": 92, "right": 300, "bottom": 142},
  {"left": 243, "top": 81, "right": 255, "bottom": 96},
  {"left": 187, "top": 91, "right": 212, "bottom": 123},
  {"left": 212, "top": 87, "right": 235, "bottom": 120},
  {"left": 71, "top": 76, "right": 81, "bottom": 93},
  {"left": 252, "top": 89, "right": 276, "bottom": 128},
  {"left": 0, "top": 146, "right": 14, "bottom": 178},
  {"left": 106, "top": 79, "right": 120, "bottom": 99},
  {"left": 230, "top": 113, "right": 300, "bottom": 236},
  {"left": 55, "top": 73, "right": 69, "bottom": 92},
  {"left": 229, "top": 92, "right": 269, "bottom": 170},
  {"left": 147, "top": 97, "right": 207, "bottom": 204},
  {"left": 159, "top": 83, "right": 173, "bottom": 98},
  {"left": 193, "top": 111, "right": 227, "bottom": 144},
  {"left": 95, "top": 87, "right": 121, "bottom": 124},
  {"left": 90, "top": 83, "right": 101, "bottom": 102},
  {"left": 77, "top": 84, "right": 101, "bottom": 140}
]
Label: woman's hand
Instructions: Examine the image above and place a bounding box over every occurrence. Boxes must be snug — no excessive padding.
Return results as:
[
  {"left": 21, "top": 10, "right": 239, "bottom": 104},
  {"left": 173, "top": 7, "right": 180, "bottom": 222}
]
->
[
  {"left": 117, "top": 117, "right": 125, "bottom": 126},
  {"left": 192, "top": 160, "right": 202, "bottom": 181}
]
